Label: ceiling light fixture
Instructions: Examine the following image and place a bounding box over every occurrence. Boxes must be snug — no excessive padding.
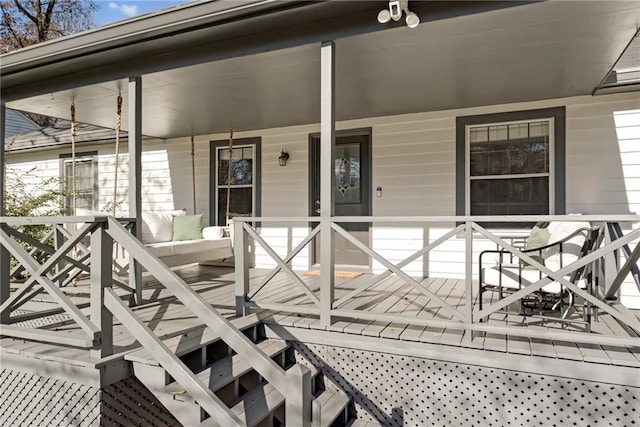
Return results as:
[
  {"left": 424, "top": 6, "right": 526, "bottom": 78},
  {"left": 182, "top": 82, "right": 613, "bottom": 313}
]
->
[{"left": 378, "top": 0, "right": 420, "bottom": 29}]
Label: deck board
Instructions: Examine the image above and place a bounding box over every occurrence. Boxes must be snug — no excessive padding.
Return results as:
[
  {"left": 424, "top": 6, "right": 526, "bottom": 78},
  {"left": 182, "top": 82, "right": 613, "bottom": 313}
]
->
[
  {"left": 479, "top": 288, "right": 508, "bottom": 353},
  {"left": 505, "top": 311, "right": 532, "bottom": 356},
  {"left": 361, "top": 281, "right": 415, "bottom": 337},
  {"left": 398, "top": 278, "right": 447, "bottom": 342},
  {"left": 338, "top": 276, "right": 404, "bottom": 336},
  {"left": 327, "top": 274, "right": 383, "bottom": 333},
  {"left": 419, "top": 278, "right": 459, "bottom": 344},
  {"left": 596, "top": 313, "right": 640, "bottom": 366},
  {"left": 1, "top": 265, "right": 638, "bottom": 371},
  {"left": 437, "top": 277, "right": 470, "bottom": 347},
  {"left": 379, "top": 283, "right": 426, "bottom": 340}
]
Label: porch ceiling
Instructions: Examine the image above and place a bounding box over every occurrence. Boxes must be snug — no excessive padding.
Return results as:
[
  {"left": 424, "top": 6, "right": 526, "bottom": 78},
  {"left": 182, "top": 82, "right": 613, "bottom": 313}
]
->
[{"left": 4, "top": 0, "right": 640, "bottom": 139}]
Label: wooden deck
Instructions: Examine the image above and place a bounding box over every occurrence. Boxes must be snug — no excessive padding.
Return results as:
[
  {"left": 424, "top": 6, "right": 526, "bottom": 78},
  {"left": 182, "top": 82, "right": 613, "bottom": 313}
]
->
[{"left": 1, "top": 265, "right": 639, "bottom": 370}]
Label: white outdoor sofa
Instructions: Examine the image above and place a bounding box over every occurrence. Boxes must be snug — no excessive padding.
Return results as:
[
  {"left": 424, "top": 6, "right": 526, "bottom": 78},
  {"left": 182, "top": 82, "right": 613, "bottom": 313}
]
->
[
  {"left": 139, "top": 210, "right": 233, "bottom": 267},
  {"left": 79, "top": 209, "right": 233, "bottom": 268}
]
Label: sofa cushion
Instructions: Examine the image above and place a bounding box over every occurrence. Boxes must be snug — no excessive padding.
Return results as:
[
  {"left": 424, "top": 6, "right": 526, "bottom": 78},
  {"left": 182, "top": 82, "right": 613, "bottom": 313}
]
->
[
  {"left": 202, "top": 226, "right": 225, "bottom": 240},
  {"left": 141, "top": 210, "right": 186, "bottom": 244},
  {"left": 482, "top": 266, "right": 585, "bottom": 295},
  {"left": 173, "top": 214, "right": 203, "bottom": 241},
  {"left": 145, "top": 238, "right": 230, "bottom": 258},
  {"left": 543, "top": 221, "right": 590, "bottom": 271},
  {"left": 524, "top": 225, "right": 550, "bottom": 265}
]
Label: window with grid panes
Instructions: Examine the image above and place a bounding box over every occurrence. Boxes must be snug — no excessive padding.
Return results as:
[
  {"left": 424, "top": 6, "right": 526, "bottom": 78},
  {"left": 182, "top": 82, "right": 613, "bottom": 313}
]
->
[
  {"left": 215, "top": 145, "right": 255, "bottom": 226},
  {"left": 62, "top": 152, "right": 98, "bottom": 214},
  {"left": 466, "top": 119, "right": 553, "bottom": 217}
]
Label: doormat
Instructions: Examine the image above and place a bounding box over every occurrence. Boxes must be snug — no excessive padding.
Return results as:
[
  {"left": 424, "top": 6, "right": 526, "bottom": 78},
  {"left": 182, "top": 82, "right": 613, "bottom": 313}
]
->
[{"left": 303, "top": 270, "right": 363, "bottom": 278}]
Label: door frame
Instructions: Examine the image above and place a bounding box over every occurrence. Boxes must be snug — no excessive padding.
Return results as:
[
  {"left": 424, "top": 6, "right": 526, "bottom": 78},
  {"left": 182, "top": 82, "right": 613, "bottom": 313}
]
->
[{"left": 308, "top": 127, "right": 372, "bottom": 268}]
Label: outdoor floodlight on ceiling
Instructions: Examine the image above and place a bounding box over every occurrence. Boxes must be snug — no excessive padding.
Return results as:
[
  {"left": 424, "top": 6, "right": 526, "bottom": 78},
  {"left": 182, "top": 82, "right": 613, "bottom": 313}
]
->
[{"left": 378, "top": 0, "right": 420, "bottom": 29}]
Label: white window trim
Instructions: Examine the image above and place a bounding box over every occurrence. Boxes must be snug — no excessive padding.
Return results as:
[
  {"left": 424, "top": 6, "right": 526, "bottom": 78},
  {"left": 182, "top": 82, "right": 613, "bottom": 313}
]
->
[
  {"left": 214, "top": 143, "right": 257, "bottom": 225},
  {"left": 61, "top": 152, "right": 98, "bottom": 212},
  {"left": 464, "top": 117, "right": 555, "bottom": 216}
]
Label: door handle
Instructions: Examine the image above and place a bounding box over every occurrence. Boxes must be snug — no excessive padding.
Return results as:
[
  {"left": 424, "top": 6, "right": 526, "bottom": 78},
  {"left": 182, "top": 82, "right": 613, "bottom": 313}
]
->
[{"left": 315, "top": 200, "right": 321, "bottom": 214}]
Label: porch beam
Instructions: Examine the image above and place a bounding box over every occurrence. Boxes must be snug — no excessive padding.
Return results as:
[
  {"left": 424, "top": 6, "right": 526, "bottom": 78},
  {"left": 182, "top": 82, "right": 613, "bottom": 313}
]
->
[
  {"left": 0, "top": 101, "right": 8, "bottom": 323},
  {"left": 128, "top": 76, "right": 143, "bottom": 305},
  {"left": 319, "top": 40, "right": 335, "bottom": 327}
]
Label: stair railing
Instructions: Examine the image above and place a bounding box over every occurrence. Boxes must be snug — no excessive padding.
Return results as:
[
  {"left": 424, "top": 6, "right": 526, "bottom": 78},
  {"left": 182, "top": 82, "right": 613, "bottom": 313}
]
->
[{"left": 101, "top": 217, "right": 312, "bottom": 426}]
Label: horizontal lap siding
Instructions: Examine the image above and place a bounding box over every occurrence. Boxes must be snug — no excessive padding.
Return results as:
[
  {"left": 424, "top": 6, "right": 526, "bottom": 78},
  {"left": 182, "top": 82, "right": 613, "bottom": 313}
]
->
[
  {"left": 6, "top": 138, "right": 212, "bottom": 222},
  {"left": 250, "top": 125, "right": 317, "bottom": 269},
  {"left": 372, "top": 118, "right": 455, "bottom": 217},
  {"left": 566, "top": 100, "right": 640, "bottom": 214},
  {"left": 566, "top": 99, "right": 640, "bottom": 308}
]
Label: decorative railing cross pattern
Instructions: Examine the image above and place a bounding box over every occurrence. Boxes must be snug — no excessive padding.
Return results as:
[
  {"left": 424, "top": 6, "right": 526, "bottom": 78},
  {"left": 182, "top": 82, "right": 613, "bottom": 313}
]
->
[
  {"left": 0, "top": 221, "right": 100, "bottom": 346},
  {"left": 473, "top": 222, "right": 640, "bottom": 333},
  {"left": 331, "top": 222, "right": 466, "bottom": 322},
  {"left": 244, "top": 222, "right": 320, "bottom": 306},
  {"left": 233, "top": 215, "right": 640, "bottom": 348}
]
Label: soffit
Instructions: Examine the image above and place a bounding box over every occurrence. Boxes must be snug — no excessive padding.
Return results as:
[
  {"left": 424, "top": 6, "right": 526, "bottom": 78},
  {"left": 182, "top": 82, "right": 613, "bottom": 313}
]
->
[{"left": 5, "top": 1, "right": 640, "bottom": 139}]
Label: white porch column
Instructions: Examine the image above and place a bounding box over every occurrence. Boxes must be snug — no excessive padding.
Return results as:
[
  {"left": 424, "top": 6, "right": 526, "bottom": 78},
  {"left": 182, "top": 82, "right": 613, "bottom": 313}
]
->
[
  {"left": 0, "top": 101, "right": 9, "bottom": 322},
  {"left": 320, "top": 41, "right": 335, "bottom": 327},
  {"left": 128, "top": 76, "right": 143, "bottom": 304}
]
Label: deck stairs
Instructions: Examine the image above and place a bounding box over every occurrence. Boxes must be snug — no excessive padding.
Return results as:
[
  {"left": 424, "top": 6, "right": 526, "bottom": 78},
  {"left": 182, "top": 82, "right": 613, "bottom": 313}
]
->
[
  {"left": 124, "top": 313, "right": 352, "bottom": 426},
  {"left": 103, "top": 217, "right": 364, "bottom": 426}
]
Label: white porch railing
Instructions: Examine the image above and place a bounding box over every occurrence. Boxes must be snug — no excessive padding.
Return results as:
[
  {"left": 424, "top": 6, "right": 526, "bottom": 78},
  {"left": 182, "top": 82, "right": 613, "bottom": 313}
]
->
[
  {"left": 0, "top": 215, "right": 314, "bottom": 426},
  {"left": 233, "top": 215, "right": 640, "bottom": 348}
]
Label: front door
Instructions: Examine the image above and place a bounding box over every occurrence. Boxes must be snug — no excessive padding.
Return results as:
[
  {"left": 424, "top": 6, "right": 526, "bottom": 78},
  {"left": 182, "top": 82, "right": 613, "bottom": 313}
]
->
[{"left": 310, "top": 129, "right": 371, "bottom": 268}]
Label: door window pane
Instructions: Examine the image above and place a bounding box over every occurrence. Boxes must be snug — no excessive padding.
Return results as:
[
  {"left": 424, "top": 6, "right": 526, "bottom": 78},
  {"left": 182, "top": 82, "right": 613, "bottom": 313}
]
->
[{"left": 334, "top": 143, "right": 361, "bottom": 205}]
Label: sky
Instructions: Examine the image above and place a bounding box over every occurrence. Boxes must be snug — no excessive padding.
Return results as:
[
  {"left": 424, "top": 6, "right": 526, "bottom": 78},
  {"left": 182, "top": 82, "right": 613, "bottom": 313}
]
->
[{"left": 94, "top": 0, "right": 189, "bottom": 26}]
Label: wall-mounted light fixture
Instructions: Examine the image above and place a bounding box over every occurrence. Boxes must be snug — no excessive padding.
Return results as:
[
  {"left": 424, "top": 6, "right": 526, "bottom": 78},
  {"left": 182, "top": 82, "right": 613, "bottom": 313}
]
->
[
  {"left": 378, "top": 0, "right": 420, "bottom": 29},
  {"left": 278, "top": 149, "right": 290, "bottom": 167}
]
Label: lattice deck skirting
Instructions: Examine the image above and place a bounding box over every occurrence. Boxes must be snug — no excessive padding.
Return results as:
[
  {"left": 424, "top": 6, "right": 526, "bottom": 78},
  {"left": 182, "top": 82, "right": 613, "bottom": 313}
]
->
[
  {"left": 0, "top": 370, "right": 178, "bottom": 427},
  {"left": 293, "top": 342, "right": 640, "bottom": 426},
  {"left": 0, "top": 369, "right": 101, "bottom": 426}
]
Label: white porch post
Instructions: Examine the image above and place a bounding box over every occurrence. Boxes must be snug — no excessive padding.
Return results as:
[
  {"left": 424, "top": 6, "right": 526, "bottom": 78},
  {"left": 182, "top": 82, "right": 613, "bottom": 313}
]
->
[
  {"left": 128, "top": 76, "right": 143, "bottom": 304},
  {"left": 319, "top": 41, "right": 335, "bottom": 327},
  {"left": 0, "top": 101, "right": 9, "bottom": 323},
  {"left": 464, "top": 221, "right": 474, "bottom": 343}
]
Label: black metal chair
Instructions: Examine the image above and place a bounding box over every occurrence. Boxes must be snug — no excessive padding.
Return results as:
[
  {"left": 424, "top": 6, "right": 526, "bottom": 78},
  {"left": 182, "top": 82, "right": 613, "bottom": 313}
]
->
[{"left": 479, "top": 223, "right": 600, "bottom": 328}]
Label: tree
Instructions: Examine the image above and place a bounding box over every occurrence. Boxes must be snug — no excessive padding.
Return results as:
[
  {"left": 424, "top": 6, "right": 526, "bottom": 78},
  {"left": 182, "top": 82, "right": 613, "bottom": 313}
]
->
[
  {"left": 4, "top": 167, "right": 66, "bottom": 274},
  {"left": 0, "top": 0, "right": 97, "bottom": 53},
  {"left": 4, "top": 166, "right": 66, "bottom": 233}
]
